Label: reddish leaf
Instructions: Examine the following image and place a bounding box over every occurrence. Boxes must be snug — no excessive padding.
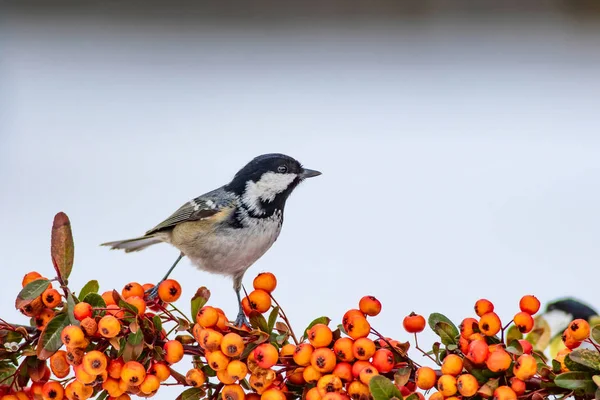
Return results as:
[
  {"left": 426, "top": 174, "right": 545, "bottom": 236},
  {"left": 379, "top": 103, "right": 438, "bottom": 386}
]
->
[{"left": 51, "top": 212, "right": 74, "bottom": 281}]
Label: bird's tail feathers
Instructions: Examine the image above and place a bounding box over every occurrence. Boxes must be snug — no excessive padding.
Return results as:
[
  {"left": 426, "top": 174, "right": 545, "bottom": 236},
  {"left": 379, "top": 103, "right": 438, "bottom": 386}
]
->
[{"left": 101, "top": 235, "right": 162, "bottom": 253}]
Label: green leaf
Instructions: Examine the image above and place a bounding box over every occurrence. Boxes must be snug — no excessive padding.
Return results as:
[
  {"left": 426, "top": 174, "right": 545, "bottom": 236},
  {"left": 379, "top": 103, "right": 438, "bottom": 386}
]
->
[
  {"left": 506, "top": 340, "right": 524, "bottom": 356},
  {"left": 82, "top": 293, "right": 106, "bottom": 309},
  {"left": 249, "top": 312, "right": 269, "bottom": 333},
  {"left": 66, "top": 294, "right": 78, "bottom": 325},
  {"left": 78, "top": 280, "right": 99, "bottom": 301},
  {"left": 394, "top": 364, "right": 411, "bottom": 387},
  {"left": 431, "top": 342, "right": 441, "bottom": 363},
  {"left": 15, "top": 279, "right": 50, "bottom": 309},
  {"left": 370, "top": 375, "right": 403, "bottom": 400},
  {"left": 123, "top": 330, "right": 144, "bottom": 362},
  {"left": 190, "top": 287, "right": 210, "bottom": 322},
  {"left": 428, "top": 313, "right": 459, "bottom": 339},
  {"left": 51, "top": 212, "right": 74, "bottom": 281},
  {"left": 267, "top": 306, "right": 279, "bottom": 333},
  {"left": 554, "top": 371, "right": 596, "bottom": 393},
  {"left": 506, "top": 325, "right": 523, "bottom": 343},
  {"left": 153, "top": 315, "right": 163, "bottom": 333},
  {"left": 593, "top": 375, "right": 600, "bottom": 387},
  {"left": 176, "top": 387, "right": 206, "bottom": 400},
  {"left": 434, "top": 322, "right": 457, "bottom": 345},
  {"left": 526, "top": 316, "right": 551, "bottom": 352},
  {"left": 302, "top": 316, "right": 331, "bottom": 340},
  {"left": 592, "top": 325, "right": 600, "bottom": 345},
  {"left": 405, "top": 394, "right": 419, "bottom": 400},
  {"left": 95, "top": 391, "right": 108, "bottom": 400},
  {"left": 0, "top": 365, "right": 16, "bottom": 383},
  {"left": 566, "top": 349, "right": 600, "bottom": 372},
  {"left": 118, "top": 298, "right": 140, "bottom": 317},
  {"left": 36, "top": 313, "right": 69, "bottom": 360}
]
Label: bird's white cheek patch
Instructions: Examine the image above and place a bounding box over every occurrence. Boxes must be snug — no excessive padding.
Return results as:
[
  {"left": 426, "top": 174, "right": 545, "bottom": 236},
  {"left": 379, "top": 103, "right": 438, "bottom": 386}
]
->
[{"left": 242, "top": 172, "right": 297, "bottom": 213}]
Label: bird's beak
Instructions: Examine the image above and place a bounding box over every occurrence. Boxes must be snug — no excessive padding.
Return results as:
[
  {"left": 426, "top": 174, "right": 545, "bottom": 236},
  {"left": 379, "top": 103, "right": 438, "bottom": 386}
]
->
[{"left": 300, "top": 168, "right": 322, "bottom": 179}]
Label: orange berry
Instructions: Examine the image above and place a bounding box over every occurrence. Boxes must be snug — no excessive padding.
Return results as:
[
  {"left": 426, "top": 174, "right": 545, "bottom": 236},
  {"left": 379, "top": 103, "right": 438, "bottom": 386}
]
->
[
  {"left": 148, "top": 362, "right": 170, "bottom": 382},
  {"left": 293, "top": 343, "right": 314, "bottom": 366},
  {"left": 403, "top": 312, "right": 426, "bottom": 333},
  {"left": 22, "top": 271, "right": 43, "bottom": 287},
  {"left": 163, "top": 340, "right": 184, "bottom": 364},
  {"left": 98, "top": 315, "right": 121, "bottom": 338},
  {"left": 199, "top": 328, "right": 224, "bottom": 352},
  {"left": 61, "top": 325, "right": 86, "bottom": 348},
  {"left": 126, "top": 296, "right": 146, "bottom": 316},
  {"left": 20, "top": 296, "right": 45, "bottom": 317},
  {"left": 459, "top": 318, "right": 479, "bottom": 338},
  {"left": 303, "top": 365, "right": 323, "bottom": 384},
  {"left": 513, "top": 312, "right": 534, "bottom": 334},
  {"left": 42, "top": 381, "right": 64, "bottom": 400},
  {"left": 371, "top": 348, "right": 394, "bottom": 373},
  {"left": 261, "top": 388, "right": 286, "bottom": 400},
  {"left": 342, "top": 309, "right": 364, "bottom": 329},
  {"left": 247, "top": 394, "right": 261, "bottom": 400},
  {"left": 475, "top": 299, "right": 494, "bottom": 317},
  {"left": 35, "top": 308, "right": 55, "bottom": 330},
  {"left": 351, "top": 361, "right": 372, "bottom": 378},
  {"left": 217, "top": 368, "right": 237, "bottom": 385},
  {"left": 415, "top": 366, "right": 437, "bottom": 390},
  {"left": 222, "top": 384, "right": 246, "bottom": 400},
  {"left": 519, "top": 295, "right": 540, "bottom": 315},
  {"left": 305, "top": 387, "right": 322, "bottom": 400},
  {"left": 221, "top": 333, "right": 245, "bottom": 357},
  {"left": 345, "top": 315, "right": 370, "bottom": 339},
  {"left": 562, "top": 329, "right": 582, "bottom": 350},
  {"left": 254, "top": 343, "right": 278, "bottom": 369},
  {"left": 253, "top": 272, "right": 277, "bottom": 293},
  {"left": 185, "top": 368, "right": 206, "bottom": 387},
  {"left": 486, "top": 349, "right": 512, "bottom": 372},
  {"left": 102, "top": 377, "right": 124, "bottom": 397},
  {"left": 66, "top": 380, "right": 93, "bottom": 400},
  {"left": 247, "top": 290, "right": 272, "bottom": 314},
  {"left": 457, "top": 373, "right": 479, "bottom": 397},
  {"left": 308, "top": 324, "right": 333, "bottom": 348},
  {"left": 569, "top": 319, "right": 591, "bottom": 341},
  {"left": 311, "top": 348, "right": 337, "bottom": 373},
  {"left": 101, "top": 291, "right": 116, "bottom": 306},
  {"left": 287, "top": 367, "right": 306, "bottom": 385},
  {"left": 466, "top": 339, "right": 489, "bottom": 365},
  {"left": 479, "top": 312, "right": 501, "bottom": 336},
  {"left": 49, "top": 350, "right": 70, "bottom": 379},
  {"left": 441, "top": 354, "right": 463, "bottom": 376},
  {"left": 105, "top": 304, "right": 124, "bottom": 318},
  {"left": 197, "top": 306, "right": 219, "bottom": 328},
  {"left": 332, "top": 362, "right": 353, "bottom": 382},
  {"left": 513, "top": 354, "right": 537, "bottom": 381},
  {"left": 279, "top": 343, "right": 296, "bottom": 364},
  {"left": 122, "top": 282, "right": 144, "bottom": 299},
  {"left": 333, "top": 338, "right": 354, "bottom": 362},
  {"left": 241, "top": 297, "right": 253, "bottom": 316},
  {"left": 107, "top": 358, "right": 124, "bottom": 379},
  {"left": 358, "top": 365, "right": 379, "bottom": 385},
  {"left": 358, "top": 296, "right": 382, "bottom": 317},
  {"left": 317, "top": 374, "right": 343, "bottom": 396},
  {"left": 437, "top": 374, "right": 458, "bottom": 397},
  {"left": 206, "top": 350, "right": 230, "bottom": 371},
  {"left": 65, "top": 347, "right": 84, "bottom": 366},
  {"left": 157, "top": 279, "right": 182, "bottom": 303},
  {"left": 82, "top": 350, "right": 107, "bottom": 375},
  {"left": 121, "top": 361, "right": 146, "bottom": 386},
  {"left": 139, "top": 374, "right": 161, "bottom": 395},
  {"left": 458, "top": 336, "right": 469, "bottom": 353},
  {"left": 347, "top": 381, "right": 370, "bottom": 400},
  {"left": 74, "top": 364, "right": 96, "bottom": 385},
  {"left": 510, "top": 378, "right": 526, "bottom": 395},
  {"left": 41, "top": 288, "right": 61, "bottom": 309},
  {"left": 72, "top": 302, "right": 92, "bottom": 321},
  {"left": 352, "top": 338, "right": 376, "bottom": 361},
  {"left": 494, "top": 386, "right": 517, "bottom": 400},
  {"left": 227, "top": 360, "right": 248, "bottom": 381}
]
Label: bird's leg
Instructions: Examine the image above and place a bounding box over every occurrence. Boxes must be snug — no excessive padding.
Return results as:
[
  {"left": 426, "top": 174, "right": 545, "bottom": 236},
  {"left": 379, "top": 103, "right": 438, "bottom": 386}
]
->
[
  {"left": 233, "top": 274, "right": 250, "bottom": 328},
  {"left": 145, "top": 252, "right": 184, "bottom": 300}
]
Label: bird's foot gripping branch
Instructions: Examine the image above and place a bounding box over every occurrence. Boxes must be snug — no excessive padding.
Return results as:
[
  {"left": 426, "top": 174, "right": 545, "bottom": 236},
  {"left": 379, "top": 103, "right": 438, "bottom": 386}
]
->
[{"left": 2, "top": 213, "right": 600, "bottom": 400}]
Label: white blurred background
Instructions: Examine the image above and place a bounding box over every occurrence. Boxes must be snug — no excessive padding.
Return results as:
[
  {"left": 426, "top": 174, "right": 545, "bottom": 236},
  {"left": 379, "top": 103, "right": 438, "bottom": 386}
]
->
[{"left": 1, "top": 1, "right": 600, "bottom": 396}]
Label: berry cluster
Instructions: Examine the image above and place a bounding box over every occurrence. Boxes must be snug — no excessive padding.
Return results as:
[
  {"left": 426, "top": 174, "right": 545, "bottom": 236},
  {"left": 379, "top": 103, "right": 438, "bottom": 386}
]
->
[{"left": 1, "top": 212, "right": 600, "bottom": 400}]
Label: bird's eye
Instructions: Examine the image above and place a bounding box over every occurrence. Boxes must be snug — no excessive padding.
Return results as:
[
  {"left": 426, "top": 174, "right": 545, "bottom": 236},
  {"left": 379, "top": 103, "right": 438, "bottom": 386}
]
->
[{"left": 277, "top": 165, "right": 288, "bottom": 173}]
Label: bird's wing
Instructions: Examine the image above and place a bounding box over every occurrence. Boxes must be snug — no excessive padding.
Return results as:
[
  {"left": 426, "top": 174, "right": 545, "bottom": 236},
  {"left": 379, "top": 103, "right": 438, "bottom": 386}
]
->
[{"left": 145, "top": 187, "right": 236, "bottom": 235}]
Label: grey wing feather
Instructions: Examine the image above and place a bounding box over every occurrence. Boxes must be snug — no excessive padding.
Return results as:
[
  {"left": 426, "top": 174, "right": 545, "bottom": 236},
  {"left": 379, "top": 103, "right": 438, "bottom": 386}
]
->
[{"left": 145, "top": 187, "right": 236, "bottom": 235}]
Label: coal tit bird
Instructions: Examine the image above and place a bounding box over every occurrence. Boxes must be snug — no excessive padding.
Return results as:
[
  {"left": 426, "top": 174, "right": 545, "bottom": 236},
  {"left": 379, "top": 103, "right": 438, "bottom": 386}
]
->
[{"left": 101, "top": 153, "right": 321, "bottom": 326}]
